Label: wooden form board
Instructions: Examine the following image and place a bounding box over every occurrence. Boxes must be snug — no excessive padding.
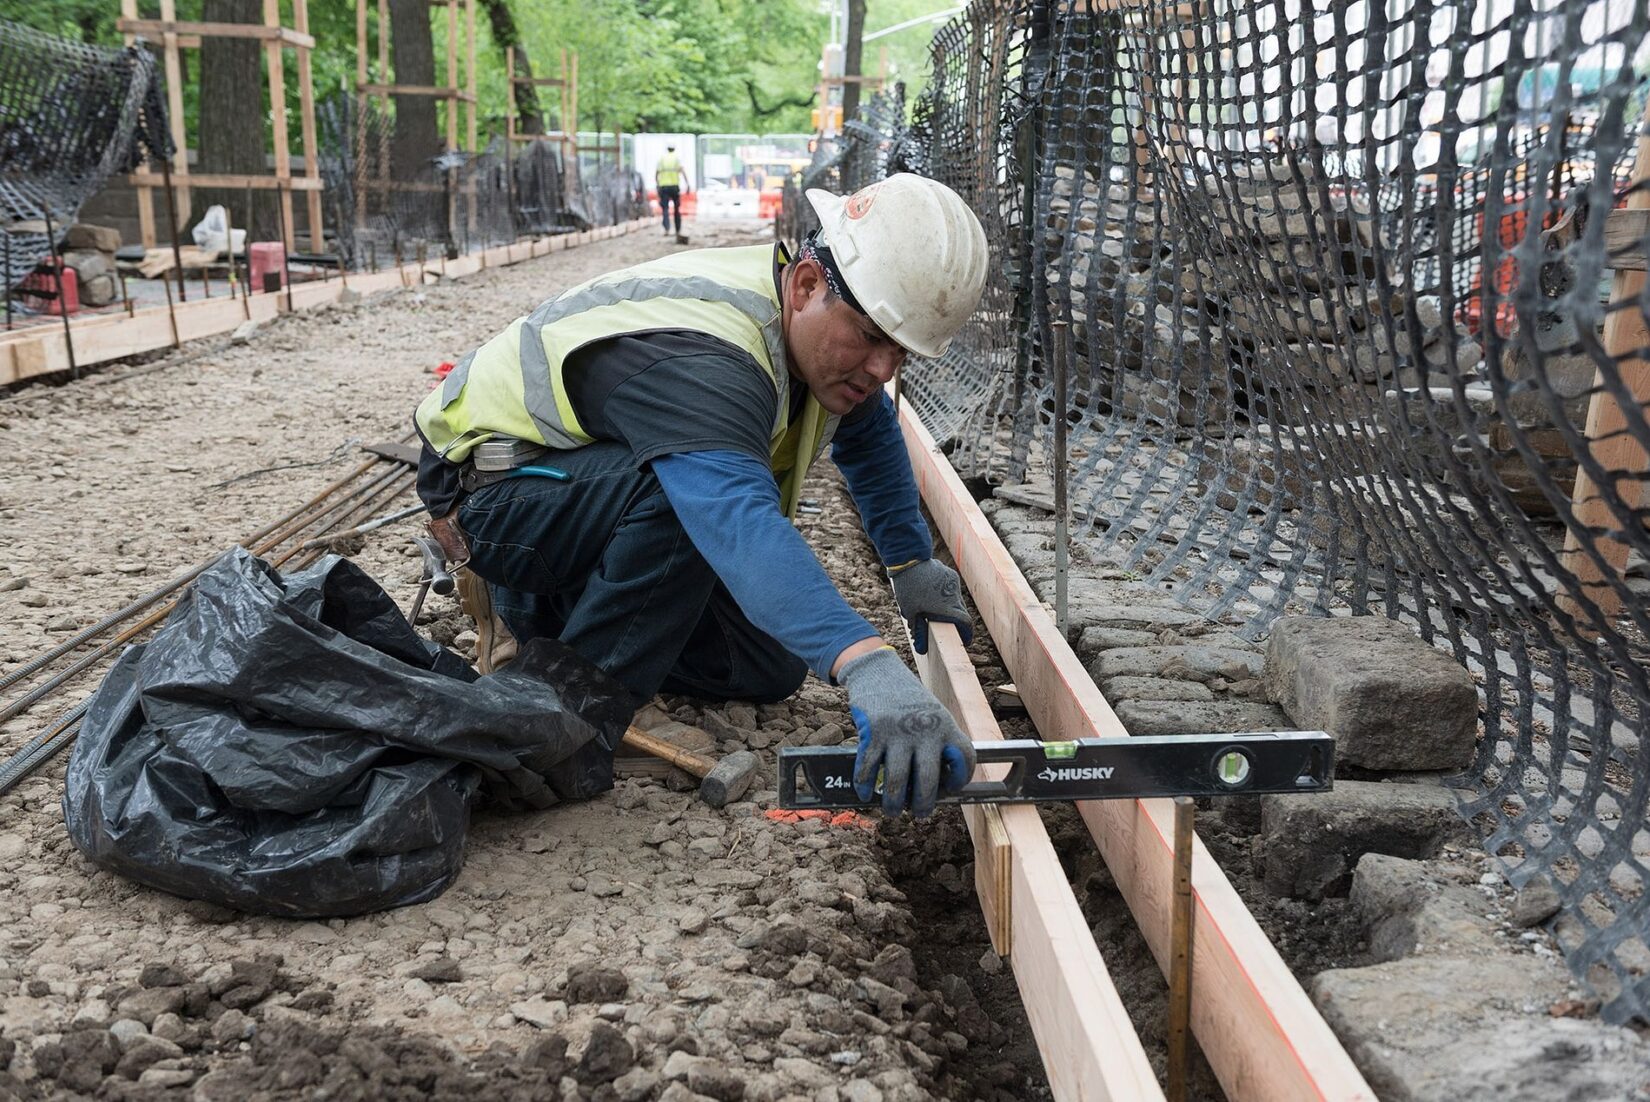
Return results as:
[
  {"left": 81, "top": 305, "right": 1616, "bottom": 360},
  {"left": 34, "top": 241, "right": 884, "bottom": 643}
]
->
[
  {"left": 916, "top": 621, "right": 1163, "bottom": 1102},
  {"left": 1559, "top": 134, "right": 1650, "bottom": 620},
  {"left": 895, "top": 398, "right": 1376, "bottom": 1102},
  {"left": 119, "top": 0, "right": 323, "bottom": 253},
  {"left": 0, "top": 220, "right": 649, "bottom": 386}
]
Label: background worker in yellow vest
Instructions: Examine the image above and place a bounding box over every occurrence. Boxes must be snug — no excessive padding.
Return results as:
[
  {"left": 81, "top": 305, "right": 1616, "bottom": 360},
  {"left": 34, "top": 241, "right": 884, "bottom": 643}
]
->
[
  {"left": 656, "top": 144, "right": 689, "bottom": 235},
  {"left": 415, "top": 174, "right": 989, "bottom": 815}
]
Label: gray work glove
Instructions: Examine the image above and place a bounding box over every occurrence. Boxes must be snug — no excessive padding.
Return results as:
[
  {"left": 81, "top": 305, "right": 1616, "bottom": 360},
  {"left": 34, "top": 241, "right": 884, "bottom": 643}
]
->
[
  {"left": 839, "top": 647, "right": 976, "bottom": 817},
  {"left": 889, "top": 558, "right": 972, "bottom": 654}
]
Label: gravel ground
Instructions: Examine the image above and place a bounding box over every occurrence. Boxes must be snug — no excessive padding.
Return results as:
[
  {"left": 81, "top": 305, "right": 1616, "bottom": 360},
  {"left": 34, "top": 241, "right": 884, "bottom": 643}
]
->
[{"left": 0, "top": 224, "right": 1050, "bottom": 1101}]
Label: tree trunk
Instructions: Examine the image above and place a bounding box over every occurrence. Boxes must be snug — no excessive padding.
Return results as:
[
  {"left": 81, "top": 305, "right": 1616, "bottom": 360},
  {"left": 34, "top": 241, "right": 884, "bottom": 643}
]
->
[
  {"left": 197, "top": 0, "right": 275, "bottom": 241},
  {"left": 475, "top": 0, "right": 543, "bottom": 134},
  {"left": 388, "top": 0, "right": 440, "bottom": 179},
  {"left": 841, "top": 0, "right": 867, "bottom": 124}
]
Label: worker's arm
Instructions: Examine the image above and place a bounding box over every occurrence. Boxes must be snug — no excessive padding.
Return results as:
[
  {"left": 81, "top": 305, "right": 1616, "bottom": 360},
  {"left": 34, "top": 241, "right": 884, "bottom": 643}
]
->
[
  {"left": 650, "top": 448, "right": 882, "bottom": 679},
  {"left": 830, "top": 391, "right": 931, "bottom": 566},
  {"left": 831, "top": 392, "right": 973, "bottom": 653}
]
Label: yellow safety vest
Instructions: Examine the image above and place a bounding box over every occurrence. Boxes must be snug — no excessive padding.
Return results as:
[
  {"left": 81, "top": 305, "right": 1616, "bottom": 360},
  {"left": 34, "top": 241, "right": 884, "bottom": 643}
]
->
[
  {"left": 657, "top": 152, "right": 682, "bottom": 188},
  {"left": 415, "top": 243, "right": 839, "bottom": 519}
]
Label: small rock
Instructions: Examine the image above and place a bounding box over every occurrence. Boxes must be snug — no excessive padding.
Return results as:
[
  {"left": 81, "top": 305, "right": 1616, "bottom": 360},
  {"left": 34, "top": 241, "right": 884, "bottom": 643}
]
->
[
  {"left": 1511, "top": 875, "right": 1562, "bottom": 928},
  {"left": 138, "top": 1067, "right": 196, "bottom": 1088},
  {"left": 46, "top": 615, "right": 80, "bottom": 632},
  {"left": 151, "top": 1012, "right": 185, "bottom": 1042},
  {"left": 117, "top": 986, "right": 186, "bottom": 1025},
  {"left": 108, "top": 1019, "right": 148, "bottom": 1052},
  {"left": 577, "top": 1020, "right": 635, "bottom": 1084},
  {"left": 140, "top": 962, "right": 186, "bottom": 989},
  {"left": 211, "top": 1009, "right": 254, "bottom": 1045},
  {"left": 0, "top": 577, "right": 27, "bottom": 592},
  {"left": 70, "top": 999, "right": 112, "bottom": 1029},
  {"left": 116, "top": 1036, "right": 182, "bottom": 1078},
  {"left": 977, "top": 950, "right": 1003, "bottom": 976},
  {"left": 566, "top": 962, "right": 629, "bottom": 1003},
  {"left": 678, "top": 908, "right": 709, "bottom": 934},
  {"left": 17, "top": 591, "right": 47, "bottom": 607},
  {"left": 412, "top": 957, "right": 464, "bottom": 983},
  {"left": 509, "top": 997, "right": 568, "bottom": 1029}
]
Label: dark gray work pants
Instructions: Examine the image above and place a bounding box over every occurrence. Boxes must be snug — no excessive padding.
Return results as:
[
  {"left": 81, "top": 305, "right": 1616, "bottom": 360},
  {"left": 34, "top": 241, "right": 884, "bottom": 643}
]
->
[{"left": 456, "top": 441, "right": 807, "bottom": 704}]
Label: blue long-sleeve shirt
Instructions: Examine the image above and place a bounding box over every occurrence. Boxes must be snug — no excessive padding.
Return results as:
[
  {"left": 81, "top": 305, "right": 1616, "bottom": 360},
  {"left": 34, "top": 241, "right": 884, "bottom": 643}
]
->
[{"left": 650, "top": 392, "right": 932, "bottom": 679}]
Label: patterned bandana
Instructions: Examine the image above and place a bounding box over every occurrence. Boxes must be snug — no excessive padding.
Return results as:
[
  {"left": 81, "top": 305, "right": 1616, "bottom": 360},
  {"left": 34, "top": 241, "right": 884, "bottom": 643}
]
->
[{"left": 799, "top": 229, "right": 869, "bottom": 317}]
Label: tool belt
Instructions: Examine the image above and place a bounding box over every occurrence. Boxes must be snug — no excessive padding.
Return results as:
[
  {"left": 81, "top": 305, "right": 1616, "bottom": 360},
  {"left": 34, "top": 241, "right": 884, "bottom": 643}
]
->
[{"left": 428, "top": 437, "right": 557, "bottom": 566}]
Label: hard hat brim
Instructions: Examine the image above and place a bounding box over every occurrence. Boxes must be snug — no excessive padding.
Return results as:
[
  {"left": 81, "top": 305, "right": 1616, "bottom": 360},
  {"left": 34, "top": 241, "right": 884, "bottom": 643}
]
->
[{"left": 804, "top": 188, "right": 844, "bottom": 234}]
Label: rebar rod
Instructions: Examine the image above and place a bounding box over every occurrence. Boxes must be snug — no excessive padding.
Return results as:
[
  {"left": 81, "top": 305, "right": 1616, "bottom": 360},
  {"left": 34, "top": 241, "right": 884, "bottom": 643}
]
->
[
  {"left": 1052, "top": 318, "right": 1069, "bottom": 637},
  {"left": 40, "top": 205, "right": 77, "bottom": 381}
]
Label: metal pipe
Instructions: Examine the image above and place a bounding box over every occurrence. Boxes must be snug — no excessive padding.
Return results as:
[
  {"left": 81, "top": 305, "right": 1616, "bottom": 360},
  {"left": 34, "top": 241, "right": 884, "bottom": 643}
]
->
[
  {"left": 298, "top": 501, "right": 425, "bottom": 549},
  {"left": 5, "top": 229, "right": 12, "bottom": 330},
  {"left": 1166, "top": 796, "right": 1196, "bottom": 1102},
  {"left": 1052, "top": 318, "right": 1069, "bottom": 637},
  {"left": 40, "top": 205, "right": 77, "bottom": 381}
]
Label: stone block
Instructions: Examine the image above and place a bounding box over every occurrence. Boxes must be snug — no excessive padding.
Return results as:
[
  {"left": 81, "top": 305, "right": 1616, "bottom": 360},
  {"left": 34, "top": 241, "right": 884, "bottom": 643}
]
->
[
  {"left": 1312, "top": 957, "right": 1647, "bottom": 1102},
  {"left": 1076, "top": 626, "right": 1158, "bottom": 656},
  {"left": 1116, "top": 699, "right": 1291, "bottom": 737},
  {"left": 1066, "top": 603, "right": 1204, "bottom": 633},
  {"left": 1100, "top": 675, "right": 1215, "bottom": 702},
  {"left": 1350, "top": 853, "right": 1497, "bottom": 961},
  {"left": 65, "top": 223, "right": 121, "bottom": 252},
  {"left": 1259, "top": 780, "right": 1470, "bottom": 899},
  {"left": 1264, "top": 616, "right": 1477, "bottom": 771},
  {"left": 1092, "top": 645, "right": 1264, "bottom": 683}
]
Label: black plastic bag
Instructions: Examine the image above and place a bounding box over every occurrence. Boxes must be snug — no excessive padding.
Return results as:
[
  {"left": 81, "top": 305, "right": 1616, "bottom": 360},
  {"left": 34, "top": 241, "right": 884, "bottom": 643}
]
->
[{"left": 63, "top": 548, "right": 634, "bottom": 918}]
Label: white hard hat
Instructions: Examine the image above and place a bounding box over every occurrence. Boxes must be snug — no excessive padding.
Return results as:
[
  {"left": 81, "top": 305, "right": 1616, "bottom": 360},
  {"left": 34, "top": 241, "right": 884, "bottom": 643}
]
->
[{"left": 805, "top": 173, "right": 988, "bottom": 359}]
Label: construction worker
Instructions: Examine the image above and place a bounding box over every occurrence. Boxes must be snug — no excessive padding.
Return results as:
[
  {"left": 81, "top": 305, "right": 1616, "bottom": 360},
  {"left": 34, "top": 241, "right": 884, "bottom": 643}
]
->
[
  {"left": 656, "top": 144, "right": 688, "bottom": 235},
  {"left": 414, "top": 173, "right": 989, "bottom": 816}
]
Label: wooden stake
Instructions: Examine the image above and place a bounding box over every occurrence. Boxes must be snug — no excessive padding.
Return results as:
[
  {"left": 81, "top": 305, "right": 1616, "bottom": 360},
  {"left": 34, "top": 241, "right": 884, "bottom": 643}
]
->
[
  {"left": 265, "top": 0, "right": 295, "bottom": 254},
  {"left": 294, "top": 0, "right": 324, "bottom": 252},
  {"left": 1167, "top": 796, "right": 1196, "bottom": 1102}
]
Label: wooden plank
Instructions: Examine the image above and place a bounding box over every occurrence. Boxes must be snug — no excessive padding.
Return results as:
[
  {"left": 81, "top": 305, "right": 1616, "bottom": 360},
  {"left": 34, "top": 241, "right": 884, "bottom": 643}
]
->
[
  {"left": 915, "top": 621, "right": 1163, "bottom": 1102},
  {"left": 896, "top": 398, "right": 1376, "bottom": 1102},
  {"left": 1560, "top": 134, "right": 1650, "bottom": 619},
  {"left": 264, "top": 0, "right": 295, "bottom": 253},
  {"left": 357, "top": 83, "right": 475, "bottom": 100},
  {"left": 293, "top": 0, "right": 325, "bottom": 253},
  {"left": 1603, "top": 207, "right": 1650, "bottom": 270},
  {"left": 127, "top": 172, "right": 324, "bottom": 191},
  {"left": 158, "top": 0, "right": 191, "bottom": 226},
  {"left": 115, "top": 18, "right": 315, "bottom": 48}
]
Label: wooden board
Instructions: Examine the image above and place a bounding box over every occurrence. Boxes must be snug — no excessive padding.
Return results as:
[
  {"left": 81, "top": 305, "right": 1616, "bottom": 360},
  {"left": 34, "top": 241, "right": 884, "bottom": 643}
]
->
[
  {"left": 115, "top": 18, "right": 314, "bottom": 47},
  {"left": 896, "top": 397, "right": 1376, "bottom": 1102},
  {"left": 915, "top": 620, "right": 1163, "bottom": 1102},
  {"left": 0, "top": 219, "right": 651, "bottom": 386}
]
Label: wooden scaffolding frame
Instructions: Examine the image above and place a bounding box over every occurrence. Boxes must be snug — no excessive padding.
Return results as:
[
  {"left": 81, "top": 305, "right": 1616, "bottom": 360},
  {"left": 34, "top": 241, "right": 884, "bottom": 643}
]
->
[
  {"left": 118, "top": 0, "right": 325, "bottom": 253},
  {"left": 353, "top": 0, "right": 479, "bottom": 237},
  {"left": 505, "top": 46, "right": 578, "bottom": 162}
]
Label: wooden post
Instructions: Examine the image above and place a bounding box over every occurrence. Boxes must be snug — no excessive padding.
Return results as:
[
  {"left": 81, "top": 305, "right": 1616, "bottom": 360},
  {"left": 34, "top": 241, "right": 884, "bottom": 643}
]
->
[
  {"left": 294, "top": 0, "right": 324, "bottom": 252},
  {"left": 121, "top": 0, "right": 156, "bottom": 248},
  {"left": 355, "top": 0, "right": 369, "bottom": 230},
  {"left": 378, "top": 0, "right": 390, "bottom": 216},
  {"left": 264, "top": 0, "right": 294, "bottom": 253},
  {"left": 466, "top": 0, "right": 477, "bottom": 234},
  {"left": 158, "top": 0, "right": 191, "bottom": 230},
  {"left": 1559, "top": 133, "right": 1650, "bottom": 621}
]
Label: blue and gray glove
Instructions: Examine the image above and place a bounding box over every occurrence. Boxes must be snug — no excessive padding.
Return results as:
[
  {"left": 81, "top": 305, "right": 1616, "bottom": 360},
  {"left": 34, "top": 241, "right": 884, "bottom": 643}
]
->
[
  {"left": 839, "top": 647, "right": 975, "bottom": 817},
  {"left": 889, "top": 558, "right": 972, "bottom": 655}
]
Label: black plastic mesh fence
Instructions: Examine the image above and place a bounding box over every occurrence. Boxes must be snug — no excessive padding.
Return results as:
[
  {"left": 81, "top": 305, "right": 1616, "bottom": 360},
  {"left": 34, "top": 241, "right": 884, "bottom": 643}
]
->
[
  {"left": 318, "top": 94, "right": 646, "bottom": 272},
  {"left": 826, "top": 0, "right": 1650, "bottom": 1023},
  {"left": 0, "top": 19, "right": 171, "bottom": 293}
]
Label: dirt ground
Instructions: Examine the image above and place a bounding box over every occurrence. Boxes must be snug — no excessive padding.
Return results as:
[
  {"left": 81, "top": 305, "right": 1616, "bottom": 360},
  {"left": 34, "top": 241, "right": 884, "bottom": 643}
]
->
[{"left": 0, "top": 223, "right": 1054, "bottom": 1101}]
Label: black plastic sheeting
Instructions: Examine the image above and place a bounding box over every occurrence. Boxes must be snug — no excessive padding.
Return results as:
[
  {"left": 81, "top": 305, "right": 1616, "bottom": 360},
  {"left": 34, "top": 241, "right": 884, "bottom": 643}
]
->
[{"left": 63, "top": 548, "right": 634, "bottom": 918}]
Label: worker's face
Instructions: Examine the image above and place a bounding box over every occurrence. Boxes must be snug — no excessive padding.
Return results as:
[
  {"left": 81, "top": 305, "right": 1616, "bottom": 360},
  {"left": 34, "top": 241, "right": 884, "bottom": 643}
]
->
[{"left": 783, "top": 259, "right": 906, "bottom": 415}]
